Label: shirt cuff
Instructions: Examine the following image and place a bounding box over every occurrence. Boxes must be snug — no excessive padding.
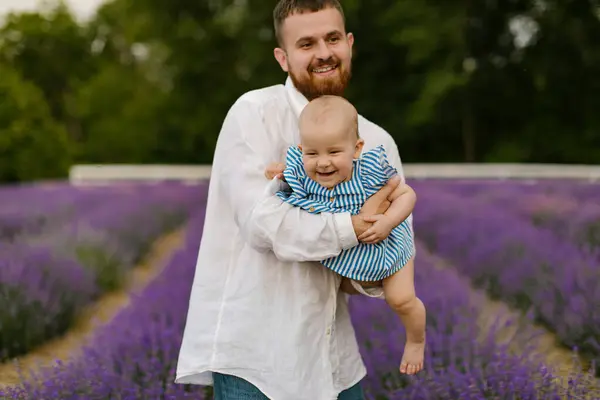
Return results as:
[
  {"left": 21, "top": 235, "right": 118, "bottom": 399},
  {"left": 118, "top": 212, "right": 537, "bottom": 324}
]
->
[
  {"left": 264, "top": 177, "right": 288, "bottom": 196},
  {"left": 333, "top": 212, "right": 358, "bottom": 250}
]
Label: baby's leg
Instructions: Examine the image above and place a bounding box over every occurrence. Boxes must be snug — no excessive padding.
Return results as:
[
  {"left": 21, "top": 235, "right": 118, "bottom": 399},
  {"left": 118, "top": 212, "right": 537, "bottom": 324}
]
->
[{"left": 383, "top": 257, "right": 426, "bottom": 375}]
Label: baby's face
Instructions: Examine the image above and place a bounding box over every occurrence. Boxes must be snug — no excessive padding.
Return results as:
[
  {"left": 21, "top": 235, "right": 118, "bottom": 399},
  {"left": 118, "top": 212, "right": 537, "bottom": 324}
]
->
[{"left": 299, "top": 118, "right": 363, "bottom": 188}]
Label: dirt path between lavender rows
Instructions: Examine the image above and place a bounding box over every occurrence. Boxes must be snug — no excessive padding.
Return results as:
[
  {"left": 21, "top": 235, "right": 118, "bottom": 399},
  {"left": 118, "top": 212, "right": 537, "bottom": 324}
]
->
[
  {"left": 421, "top": 243, "right": 600, "bottom": 398},
  {"left": 0, "top": 227, "right": 186, "bottom": 388}
]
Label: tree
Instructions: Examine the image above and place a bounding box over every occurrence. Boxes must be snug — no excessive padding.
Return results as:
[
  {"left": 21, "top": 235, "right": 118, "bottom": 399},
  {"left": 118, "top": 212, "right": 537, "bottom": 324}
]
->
[
  {"left": 0, "top": 1, "right": 98, "bottom": 141},
  {"left": 0, "top": 64, "right": 72, "bottom": 182},
  {"left": 513, "top": 0, "right": 600, "bottom": 163}
]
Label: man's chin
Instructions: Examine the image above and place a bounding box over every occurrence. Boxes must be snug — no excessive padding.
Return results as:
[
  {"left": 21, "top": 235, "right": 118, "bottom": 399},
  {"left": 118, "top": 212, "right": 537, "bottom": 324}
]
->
[{"left": 290, "top": 71, "right": 350, "bottom": 100}]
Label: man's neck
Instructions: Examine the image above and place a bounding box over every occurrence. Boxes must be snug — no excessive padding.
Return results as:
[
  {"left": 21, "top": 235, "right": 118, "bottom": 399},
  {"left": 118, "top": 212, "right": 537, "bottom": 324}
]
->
[{"left": 284, "top": 76, "right": 309, "bottom": 119}]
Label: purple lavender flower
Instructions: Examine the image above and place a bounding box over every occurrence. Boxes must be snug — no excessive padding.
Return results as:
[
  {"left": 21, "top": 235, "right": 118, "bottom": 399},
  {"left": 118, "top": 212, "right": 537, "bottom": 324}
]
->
[
  {"left": 412, "top": 183, "right": 600, "bottom": 377},
  {"left": 0, "top": 243, "right": 97, "bottom": 361},
  {"left": 0, "top": 180, "right": 592, "bottom": 398},
  {"left": 0, "top": 182, "right": 207, "bottom": 362},
  {"left": 2, "top": 217, "right": 586, "bottom": 398}
]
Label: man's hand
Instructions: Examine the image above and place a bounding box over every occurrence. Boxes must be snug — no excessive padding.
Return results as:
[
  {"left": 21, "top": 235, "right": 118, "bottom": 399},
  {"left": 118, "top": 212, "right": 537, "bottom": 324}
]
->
[
  {"left": 357, "top": 214, "right": 394, "bottom": 244},
  {"left": 351, "top": 214, "right": 372, "bottom": 238},
  {"left": 351, "top": 176, "right": 401, "bottom": 238},
  {"left": 360, "top": 175, "right": 401, "bottom": 215},
  {"left": 264, "top": 162, "right": 286, "bottom": 180}
]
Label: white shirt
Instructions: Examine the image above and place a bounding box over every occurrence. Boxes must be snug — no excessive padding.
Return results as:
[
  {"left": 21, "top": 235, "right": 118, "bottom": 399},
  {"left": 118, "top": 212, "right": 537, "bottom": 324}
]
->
[{"left": 175, "top": 77, "right": 409, "bottom": 400}]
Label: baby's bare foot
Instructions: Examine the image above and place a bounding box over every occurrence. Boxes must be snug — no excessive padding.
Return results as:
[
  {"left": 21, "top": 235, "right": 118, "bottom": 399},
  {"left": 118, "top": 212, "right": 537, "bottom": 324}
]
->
[{"left": 399, "top": 339, "right": 425, "bottom": 375}]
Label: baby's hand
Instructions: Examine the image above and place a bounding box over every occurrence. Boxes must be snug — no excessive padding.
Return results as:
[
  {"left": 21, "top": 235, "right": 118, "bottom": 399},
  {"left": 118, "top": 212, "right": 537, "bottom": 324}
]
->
[
  {"left": 357, "top": 214, "right": 394, "bottom": 244},
  {"left": 264, "top": 162, "right": 286, "bottom": 180}
]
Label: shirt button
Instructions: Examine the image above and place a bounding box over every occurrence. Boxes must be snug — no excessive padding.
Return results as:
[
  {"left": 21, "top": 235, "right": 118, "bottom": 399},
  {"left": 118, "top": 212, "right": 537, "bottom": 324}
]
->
[
  {"left": 330, "top": 197, "right": 334, "bottom": 202},
  {"left": 309, "top": 207, "right": 315, "bottom": 212},
  {"left": 326, "top": 327, "right": 331, "bottom": 335}
]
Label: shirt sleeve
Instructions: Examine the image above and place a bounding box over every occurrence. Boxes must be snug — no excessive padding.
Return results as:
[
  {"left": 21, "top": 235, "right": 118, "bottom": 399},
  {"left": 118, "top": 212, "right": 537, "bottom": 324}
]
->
[
  {"left": 214, "top": 97, "right": 358, "bottom": 262},
  {"left": 276, "top": 145, "right": 308, "bottom": 201}
]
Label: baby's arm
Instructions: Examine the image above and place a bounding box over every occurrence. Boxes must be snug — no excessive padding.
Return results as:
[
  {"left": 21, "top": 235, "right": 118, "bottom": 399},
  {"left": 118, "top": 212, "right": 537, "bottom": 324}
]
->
[
  {"left": 357, "top": 180, "right": 416, "bottom": 244},
  {"left": 385, "top": 181, "right": 416, "bottom": 226}
]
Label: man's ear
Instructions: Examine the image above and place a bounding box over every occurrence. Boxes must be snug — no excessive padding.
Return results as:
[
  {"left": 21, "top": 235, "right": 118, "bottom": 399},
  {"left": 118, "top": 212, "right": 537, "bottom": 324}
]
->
[
  {"left": 274, "top": 47, "right": 289, "bottom": 72},
  {"left": 347, "top": 32, "right": 354, "bottom": 48}
]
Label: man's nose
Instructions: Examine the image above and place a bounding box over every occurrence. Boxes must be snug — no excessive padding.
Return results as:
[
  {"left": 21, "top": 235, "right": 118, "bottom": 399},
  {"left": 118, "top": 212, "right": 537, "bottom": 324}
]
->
[{"left": 315, "top": 41, "right": 334, "bottom": 61}]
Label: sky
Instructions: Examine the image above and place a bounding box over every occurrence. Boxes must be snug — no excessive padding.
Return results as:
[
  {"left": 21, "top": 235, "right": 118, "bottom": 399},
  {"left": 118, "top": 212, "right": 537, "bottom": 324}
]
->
[{"left": 0, "top": 0, "right": 104, "bottom": 21}]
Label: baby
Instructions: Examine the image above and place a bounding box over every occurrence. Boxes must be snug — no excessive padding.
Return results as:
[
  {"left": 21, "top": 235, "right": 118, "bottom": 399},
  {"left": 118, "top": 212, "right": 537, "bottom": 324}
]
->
[{"left": 264, "top": 95, "right": 426, "bottom": 375}]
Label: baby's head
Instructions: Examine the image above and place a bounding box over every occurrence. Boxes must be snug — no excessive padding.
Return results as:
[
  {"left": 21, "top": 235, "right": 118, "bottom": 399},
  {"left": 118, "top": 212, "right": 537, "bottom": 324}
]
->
[{"left": 298, "top": 95, "right": 364, "bottom": 188}]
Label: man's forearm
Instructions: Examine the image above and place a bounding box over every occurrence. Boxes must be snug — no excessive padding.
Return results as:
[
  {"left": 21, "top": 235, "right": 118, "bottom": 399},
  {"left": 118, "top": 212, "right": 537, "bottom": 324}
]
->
[{"left": 240, "top": 181, "right": 359, "bottom": 262}]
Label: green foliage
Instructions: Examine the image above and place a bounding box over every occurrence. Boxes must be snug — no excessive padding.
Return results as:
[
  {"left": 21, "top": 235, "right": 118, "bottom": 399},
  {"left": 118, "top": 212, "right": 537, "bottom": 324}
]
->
[
  {"left": 0, "top": 0, "right": 599, "bottom": 182},
  {"left": 0, "top": 64, "right": 72, "bottom": 182},
  {"left": 74, "top": 243, "right": 125, "bottom": 292},
  {"left": 68, "top": 63, "right": 165, "bottom": 163},
  {"left": 0, "top": 3, "right": 98, "bottom": 124}
]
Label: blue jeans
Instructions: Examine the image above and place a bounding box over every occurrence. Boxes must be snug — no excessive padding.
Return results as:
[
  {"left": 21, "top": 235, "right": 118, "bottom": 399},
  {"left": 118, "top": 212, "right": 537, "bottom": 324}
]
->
[{"left": 213, "top": 372, "right": 365, "bottom": 400}]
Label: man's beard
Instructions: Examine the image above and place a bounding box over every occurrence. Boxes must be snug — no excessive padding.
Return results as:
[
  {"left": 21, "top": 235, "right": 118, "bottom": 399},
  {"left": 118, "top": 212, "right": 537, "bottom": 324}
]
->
[{"left": 289, "top": 58, "right": 352, "bottom": 101}]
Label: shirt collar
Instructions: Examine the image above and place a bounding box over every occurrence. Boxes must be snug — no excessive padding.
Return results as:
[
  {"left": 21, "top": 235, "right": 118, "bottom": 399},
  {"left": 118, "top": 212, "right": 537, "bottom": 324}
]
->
[{"left": 284, "top": 75, "right": 309, "bottom": 119}]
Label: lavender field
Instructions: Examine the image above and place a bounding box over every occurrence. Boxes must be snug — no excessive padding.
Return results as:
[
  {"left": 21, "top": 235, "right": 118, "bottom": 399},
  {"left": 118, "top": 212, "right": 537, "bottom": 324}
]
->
[{"left": 0, "top": 179, "right": 598, "bottom": 399}]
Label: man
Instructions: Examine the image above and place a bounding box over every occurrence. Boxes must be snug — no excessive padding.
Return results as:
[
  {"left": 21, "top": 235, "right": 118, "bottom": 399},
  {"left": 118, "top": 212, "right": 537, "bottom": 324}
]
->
[{"left": 175, "top": 0, "right": 412, "bottom": 399}]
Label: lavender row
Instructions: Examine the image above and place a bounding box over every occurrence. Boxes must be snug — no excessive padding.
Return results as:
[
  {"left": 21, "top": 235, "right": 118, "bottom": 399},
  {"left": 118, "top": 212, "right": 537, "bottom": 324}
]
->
[
  {"left": 0, "top": 183, "right": 116, "bottom": 241},
  {"left": 488, "top": 193, "right": 600, "bottom": 254},
  {"left": 446, "top": 183, "right": 600, "bottom": 249},
  {"left": 0, "top": 183, "right": 193, "bottom": 243},
  {"left": 0, "top": 183, "right": 207, "bottom": 362},
  {"left": 25, "top": 183, "right": 208, "bottom": 274},
  {"left": 1, "top": 182, "right": 194, "bottom": 241},
  {"left": 0, "top": 183, "right": 76, "bottom": 241},
  {"left": 411, "top": 179, "right": 600, "bottom": 252},
  {"left": 0, "top": 244, "right": 97, "bottom": 362},
  {"left": 0, "top": 209, "right": 211, "bottom": 399},
  {"left": 411, "top": 179, "right": 600, "bottom": 202},
  {"left": 412, "top": 185, "right": 600, "bottom": 373},
  {"left": 1, "top": 223, "right": 586, "bottom": 398},
  {"left": 350, "top": 247, "right": 587, "bottom": 399}
]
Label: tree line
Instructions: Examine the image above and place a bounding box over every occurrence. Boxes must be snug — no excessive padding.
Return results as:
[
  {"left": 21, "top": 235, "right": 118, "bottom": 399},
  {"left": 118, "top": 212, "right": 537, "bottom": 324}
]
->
[{"left": 1, "top": 0, "right": 599, "bottom": 182}]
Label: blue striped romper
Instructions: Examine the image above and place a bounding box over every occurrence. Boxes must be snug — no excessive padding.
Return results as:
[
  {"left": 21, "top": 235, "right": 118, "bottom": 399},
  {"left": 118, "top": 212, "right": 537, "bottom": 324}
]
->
[{"left": 276, "top": 144, "right": 415, "bottom": 282}]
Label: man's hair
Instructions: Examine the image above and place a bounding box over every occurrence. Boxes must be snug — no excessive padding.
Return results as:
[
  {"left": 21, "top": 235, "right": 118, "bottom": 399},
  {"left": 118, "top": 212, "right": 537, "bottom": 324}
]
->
[{"left": 273, "top": 0, "right": 345, "bottom": 47}]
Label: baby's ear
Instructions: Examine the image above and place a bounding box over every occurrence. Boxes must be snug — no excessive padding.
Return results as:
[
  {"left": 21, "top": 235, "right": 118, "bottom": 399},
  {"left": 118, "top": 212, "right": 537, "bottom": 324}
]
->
[{"left": 354, "top": 139, "right": 364, "bottom": 157}]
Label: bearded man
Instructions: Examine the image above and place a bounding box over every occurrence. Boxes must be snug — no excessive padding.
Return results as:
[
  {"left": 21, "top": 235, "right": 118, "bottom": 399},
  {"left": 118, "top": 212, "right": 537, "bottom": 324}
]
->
[{"left": 175, "top": 1, "right": 412, "bottom": 399}]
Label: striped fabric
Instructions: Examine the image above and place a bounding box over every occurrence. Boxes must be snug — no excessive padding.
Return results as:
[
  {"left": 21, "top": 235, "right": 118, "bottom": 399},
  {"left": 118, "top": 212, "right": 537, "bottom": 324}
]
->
[{"left": 276, "top": 145, "right": 415, "bottom": 282}]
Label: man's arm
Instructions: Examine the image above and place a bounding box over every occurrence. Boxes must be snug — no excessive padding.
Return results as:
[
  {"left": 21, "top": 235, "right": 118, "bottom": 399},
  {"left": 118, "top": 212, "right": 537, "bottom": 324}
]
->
[{"left": 215, "top": 98, "right": 367, "bottom": 262}]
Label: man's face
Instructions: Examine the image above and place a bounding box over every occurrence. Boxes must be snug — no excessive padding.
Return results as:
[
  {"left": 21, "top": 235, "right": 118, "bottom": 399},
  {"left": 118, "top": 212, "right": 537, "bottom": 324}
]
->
[{"left": 274, "top": 7, "right": 354, "bottom": 101}]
